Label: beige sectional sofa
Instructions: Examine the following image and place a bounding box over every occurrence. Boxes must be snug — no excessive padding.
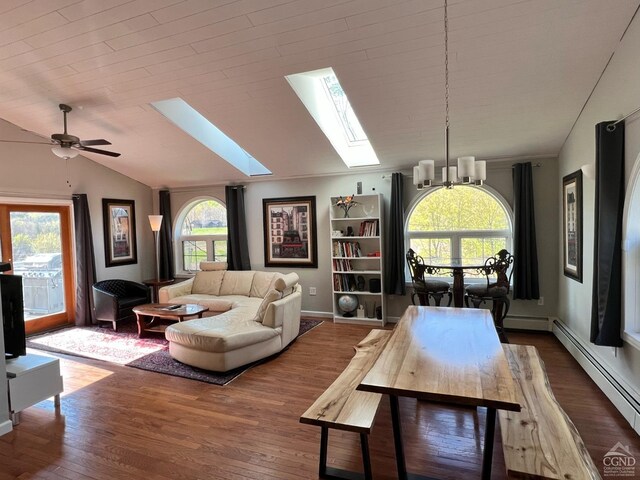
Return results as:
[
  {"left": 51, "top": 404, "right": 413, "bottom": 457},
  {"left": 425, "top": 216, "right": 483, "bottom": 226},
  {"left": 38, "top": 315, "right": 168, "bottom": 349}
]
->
[{"left": 158, "top": 262, "right": 302, "bottom": 372}]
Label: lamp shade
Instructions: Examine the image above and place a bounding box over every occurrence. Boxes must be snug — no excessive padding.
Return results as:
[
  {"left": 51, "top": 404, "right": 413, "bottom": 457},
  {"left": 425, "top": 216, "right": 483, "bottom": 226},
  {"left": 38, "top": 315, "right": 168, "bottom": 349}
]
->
[
  {"left": 474, "top": 161, "right": 487, "bottom": 181},
  {"left": 148, "top": 215, "right": 163, "bottom": 232},
  {"left": 442, "top": 166, "right": 458, "bottom": 183},
  {"left": 419, "top": 160, "right": 435, "bottom": 181},
  {"left": 413, "top": 166, "right": 422, "bottom": 186},
  {"left": 457, "top": 156, "right": 475, "bottom": 178},
  {"left": 51, "top": 146, "right": 79, "bottom": 159}
]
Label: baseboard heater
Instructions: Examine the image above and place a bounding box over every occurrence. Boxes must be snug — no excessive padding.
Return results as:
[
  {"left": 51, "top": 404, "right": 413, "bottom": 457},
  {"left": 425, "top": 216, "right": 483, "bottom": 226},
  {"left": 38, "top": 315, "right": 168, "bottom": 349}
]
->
[{"left": 553, "top": 319, "right": 640, "bottom": 423}]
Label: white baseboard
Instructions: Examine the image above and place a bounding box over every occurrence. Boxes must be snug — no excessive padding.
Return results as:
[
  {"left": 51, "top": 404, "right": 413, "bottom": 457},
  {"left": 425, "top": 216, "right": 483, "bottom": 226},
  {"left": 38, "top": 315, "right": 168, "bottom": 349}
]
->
[
  {"left": 553, "top": 319, "right": 640, "bottom": 433},
  {"left": 301, "top": 310, "right": 333, "bottom": 319},
  {"left": 0, "top": 419, "right": 12, "bottom": 437},
  {"left": 504, "top": 314, "right": 551, "bottom": 331}
]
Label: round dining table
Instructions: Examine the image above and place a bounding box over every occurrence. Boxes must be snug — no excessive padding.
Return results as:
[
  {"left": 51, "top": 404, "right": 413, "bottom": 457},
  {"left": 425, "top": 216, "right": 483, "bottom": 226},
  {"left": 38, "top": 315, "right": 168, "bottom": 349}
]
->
[{"left": 423, "top": 260, "right": 487, "bottom": 307}]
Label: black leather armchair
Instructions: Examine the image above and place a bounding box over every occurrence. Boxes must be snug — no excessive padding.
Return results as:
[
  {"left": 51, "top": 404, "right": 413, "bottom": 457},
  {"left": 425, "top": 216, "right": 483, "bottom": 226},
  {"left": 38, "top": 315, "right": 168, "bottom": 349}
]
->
[{"left": 92, "top": 279, "right": 150, "bottom": 331}]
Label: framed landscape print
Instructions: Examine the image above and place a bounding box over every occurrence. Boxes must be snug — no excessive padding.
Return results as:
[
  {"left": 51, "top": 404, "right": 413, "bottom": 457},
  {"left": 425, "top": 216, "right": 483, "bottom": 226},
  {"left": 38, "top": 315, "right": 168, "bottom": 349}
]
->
[
  {"left": 263, "top": 196, "right": 318, "bottom": 268},
  {"left": 102, "top": 198, "right": 137, "bottom": 268},
  {"left": 563, "top": 170, "right": 582, "bottom": 282}
]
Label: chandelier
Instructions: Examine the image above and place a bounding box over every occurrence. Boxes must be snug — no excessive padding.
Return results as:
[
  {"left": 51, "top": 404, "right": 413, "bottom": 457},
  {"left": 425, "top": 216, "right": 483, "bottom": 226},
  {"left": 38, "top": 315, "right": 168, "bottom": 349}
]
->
[{"left": 413, "top": 0, "right": 486, "bottom": 190}]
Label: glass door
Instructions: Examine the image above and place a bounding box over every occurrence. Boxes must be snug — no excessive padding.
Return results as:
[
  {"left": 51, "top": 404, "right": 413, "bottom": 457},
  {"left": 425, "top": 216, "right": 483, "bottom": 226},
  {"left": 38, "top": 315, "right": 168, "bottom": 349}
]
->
[{"left": 0, "top": 204, "right": 74, "bottom": 334}]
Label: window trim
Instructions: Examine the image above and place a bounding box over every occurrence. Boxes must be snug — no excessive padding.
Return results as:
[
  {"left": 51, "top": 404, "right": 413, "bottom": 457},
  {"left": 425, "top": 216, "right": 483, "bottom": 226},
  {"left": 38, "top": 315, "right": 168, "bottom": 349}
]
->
[
  {"left": 174, "top": 196, "right": 227, "bottom": 275},
  {"left": 622, "top": 150, "right": 640, "bottom": 349},
  {"left": 404, "top": 185, "right": 514, "bottom": 283}
]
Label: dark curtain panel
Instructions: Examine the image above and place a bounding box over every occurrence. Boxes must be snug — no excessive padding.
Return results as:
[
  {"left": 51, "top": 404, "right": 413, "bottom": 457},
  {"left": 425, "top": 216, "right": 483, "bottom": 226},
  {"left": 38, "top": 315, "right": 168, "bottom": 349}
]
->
[
  {"left": 385, "top": 172, "right": 406, "bottom": 295},
  {"left": 512, "top": 162, "right": 540, "bottom": 299},
  {"left": 225, "top": 185, "right": 251, "bottom": 271},
  {"left": 72, "top": 194, "right": 97, "bottom": 326},
  {"left": 591, "top": 121, "right": 624, "bottom": 347},
  {"left": 158, "top": 190, "right": 175, "bottom": 279}
]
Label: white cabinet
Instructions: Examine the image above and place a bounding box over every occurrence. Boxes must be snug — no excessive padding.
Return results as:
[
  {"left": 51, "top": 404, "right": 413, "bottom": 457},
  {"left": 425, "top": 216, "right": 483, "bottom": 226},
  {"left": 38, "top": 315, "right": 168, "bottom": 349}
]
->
[
  {"left": 6, "top": 353, "right": 63, "bottom": 425},
  {"left": 330, "top": 194, "right": 385, "bottom": 326}
]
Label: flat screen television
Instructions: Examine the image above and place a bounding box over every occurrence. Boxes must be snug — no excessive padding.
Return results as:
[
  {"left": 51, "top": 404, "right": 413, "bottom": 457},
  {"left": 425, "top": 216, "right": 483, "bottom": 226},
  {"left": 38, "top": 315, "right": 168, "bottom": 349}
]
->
[{"left": 1, "top": 267, "right": 26, "bottom": 359}]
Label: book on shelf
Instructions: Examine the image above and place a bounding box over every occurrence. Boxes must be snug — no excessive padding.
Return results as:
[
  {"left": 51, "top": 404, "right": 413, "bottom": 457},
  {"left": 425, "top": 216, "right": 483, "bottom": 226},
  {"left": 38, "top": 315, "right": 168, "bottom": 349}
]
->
[
  {"left": 332, "top": 273, "right": 357, "bottom": 292},
  {"left": 332, "top": 240, "right": 363, "bottom": 257},
  {"left": 332, "top": 258, "right": 353, "bottom": 272},
  {"left": 358, "top": 219, "right": 379, "bottom": 236}
]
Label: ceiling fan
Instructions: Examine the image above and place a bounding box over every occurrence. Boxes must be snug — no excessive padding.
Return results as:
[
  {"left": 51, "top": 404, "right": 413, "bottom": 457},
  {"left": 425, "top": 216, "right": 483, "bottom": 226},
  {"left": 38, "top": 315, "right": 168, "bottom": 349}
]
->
[{"left": 0, "top": 103, "right": 121, "bottom": 158}]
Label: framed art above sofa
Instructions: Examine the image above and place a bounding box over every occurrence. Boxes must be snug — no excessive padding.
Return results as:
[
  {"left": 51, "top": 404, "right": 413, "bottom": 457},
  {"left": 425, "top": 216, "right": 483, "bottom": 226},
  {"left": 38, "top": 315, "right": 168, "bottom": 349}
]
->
[{"left": 262, "top": 196, "right": 318, "bottom": 268}]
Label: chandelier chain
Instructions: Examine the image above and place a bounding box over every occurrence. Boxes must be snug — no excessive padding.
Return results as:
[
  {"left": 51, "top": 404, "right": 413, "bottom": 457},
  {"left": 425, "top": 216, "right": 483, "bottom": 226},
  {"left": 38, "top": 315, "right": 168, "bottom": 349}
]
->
[{"left": 444, "top": 0, "right": 449, "bottom": 130}]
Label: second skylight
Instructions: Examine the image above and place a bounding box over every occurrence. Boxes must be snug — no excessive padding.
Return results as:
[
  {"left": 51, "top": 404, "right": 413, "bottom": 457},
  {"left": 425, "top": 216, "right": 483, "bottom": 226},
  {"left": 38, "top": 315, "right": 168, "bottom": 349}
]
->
[{"left": 286, "top": 67, "right": 379, "bottom": 168}]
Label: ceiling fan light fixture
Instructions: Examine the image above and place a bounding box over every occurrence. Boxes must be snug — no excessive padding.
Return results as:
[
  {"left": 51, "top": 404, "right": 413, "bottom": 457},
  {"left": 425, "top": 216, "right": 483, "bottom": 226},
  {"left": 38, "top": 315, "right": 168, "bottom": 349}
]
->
[{"left": 52, "top": 145, "right": 78, "bottom": 159}]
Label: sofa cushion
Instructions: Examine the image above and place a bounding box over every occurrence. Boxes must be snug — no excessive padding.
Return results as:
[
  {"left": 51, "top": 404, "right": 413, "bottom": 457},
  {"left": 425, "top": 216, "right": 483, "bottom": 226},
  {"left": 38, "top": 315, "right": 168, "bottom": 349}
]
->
[
  {"left": 169, "top": 294, "right": 233, "bottom": 312},
  {"left": 220, "top": 271, "right": 256, "bottom": 296},
  {"left": 200, "top": 261, "right": 228, "bottom": 271},
  {"left": 274, "top": 272, "right": 299, "bottom": 298},
  {"left": 250, "top": 271, "right": 278, "bottom": 298},
  {"left": 166, "top": 313, "right": 280, "bottom": 352},
  {"left": 255, "top": 289, "right": 282, "bottom": 323},
  {"left": 192, "top": 271, "right": 225, "bottom": 295}
]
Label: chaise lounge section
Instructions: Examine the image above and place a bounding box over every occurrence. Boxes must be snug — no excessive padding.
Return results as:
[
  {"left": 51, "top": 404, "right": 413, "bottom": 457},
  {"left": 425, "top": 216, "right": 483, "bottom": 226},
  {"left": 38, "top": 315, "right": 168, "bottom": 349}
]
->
[{"left": 159, "top": 262, "right": 302, "bottom": 372}]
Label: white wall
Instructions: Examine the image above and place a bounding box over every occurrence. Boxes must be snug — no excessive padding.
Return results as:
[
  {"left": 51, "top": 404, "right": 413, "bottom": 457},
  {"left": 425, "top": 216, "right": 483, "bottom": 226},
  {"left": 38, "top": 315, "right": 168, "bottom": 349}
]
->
[
  {"left": 164, "top": 157, "right": 559, "bottom": 320},
  {"left": 0, "top": 119, "right": 155, "bottom": 283},
  {"left": 557, "top": 11, "right": 640, "bottom": 398}
]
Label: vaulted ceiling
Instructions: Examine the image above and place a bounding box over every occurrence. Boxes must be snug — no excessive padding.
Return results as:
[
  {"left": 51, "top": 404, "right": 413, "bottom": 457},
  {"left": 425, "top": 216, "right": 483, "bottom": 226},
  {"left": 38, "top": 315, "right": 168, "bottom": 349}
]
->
[{"left": 0, "top": 0, "right": 637, "bottom": 188}]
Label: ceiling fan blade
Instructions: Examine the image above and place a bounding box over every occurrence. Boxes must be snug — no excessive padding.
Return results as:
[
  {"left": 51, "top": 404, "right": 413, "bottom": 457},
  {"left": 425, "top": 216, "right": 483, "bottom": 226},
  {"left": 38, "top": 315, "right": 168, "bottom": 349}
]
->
[
  {"left": 80, "top": 139, "right": 111, "bottom": 146},
  {"left": 0, "top": 139, "right": 52, "bottom": 145},
  {"left": 78, "top": 146, "right": 121, "bottom": 157}
]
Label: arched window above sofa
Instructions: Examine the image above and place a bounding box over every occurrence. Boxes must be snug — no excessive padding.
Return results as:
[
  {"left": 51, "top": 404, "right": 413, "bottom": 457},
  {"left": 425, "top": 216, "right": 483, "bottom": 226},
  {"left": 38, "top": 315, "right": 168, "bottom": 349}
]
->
[{"left": 175, "top": 198, "right": 227, "bottom": 273}]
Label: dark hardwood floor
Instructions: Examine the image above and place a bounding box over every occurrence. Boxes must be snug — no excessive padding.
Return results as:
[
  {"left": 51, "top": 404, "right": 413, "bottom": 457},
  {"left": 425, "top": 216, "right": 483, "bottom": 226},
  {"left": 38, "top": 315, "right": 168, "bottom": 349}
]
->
[{"left": 1, "top": 322, "right": 638, "bottom": 479}]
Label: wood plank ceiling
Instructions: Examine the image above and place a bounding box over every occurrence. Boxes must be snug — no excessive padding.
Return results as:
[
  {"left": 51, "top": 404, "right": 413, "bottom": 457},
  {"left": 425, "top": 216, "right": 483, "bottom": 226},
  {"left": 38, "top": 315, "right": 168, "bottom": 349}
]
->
[{"left": 0, "top": 0, "right": 637, "bottom": 188}]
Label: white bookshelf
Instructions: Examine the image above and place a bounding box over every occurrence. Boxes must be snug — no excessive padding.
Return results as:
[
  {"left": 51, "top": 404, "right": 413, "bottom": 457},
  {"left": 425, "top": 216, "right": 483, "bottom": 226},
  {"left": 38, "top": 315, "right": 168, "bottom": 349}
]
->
[{"left": 330, "top": 194, "right": 385, "bottom": 326}]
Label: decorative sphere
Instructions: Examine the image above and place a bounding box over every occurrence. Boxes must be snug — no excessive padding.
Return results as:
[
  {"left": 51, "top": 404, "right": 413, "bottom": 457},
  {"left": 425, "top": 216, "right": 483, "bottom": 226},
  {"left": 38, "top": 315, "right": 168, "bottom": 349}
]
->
[{"left": 337, "top": 294, "right": 359, "bottom": 315}]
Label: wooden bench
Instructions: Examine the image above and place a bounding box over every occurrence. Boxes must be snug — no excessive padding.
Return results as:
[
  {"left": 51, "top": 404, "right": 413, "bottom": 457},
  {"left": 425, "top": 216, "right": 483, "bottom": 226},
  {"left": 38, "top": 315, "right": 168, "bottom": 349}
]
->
[
  {"left": 500, "top": 344, "right": 602, "bottom": 480},
  {"left": 300, "top": 329, "right": 391, "bottom": 480}
]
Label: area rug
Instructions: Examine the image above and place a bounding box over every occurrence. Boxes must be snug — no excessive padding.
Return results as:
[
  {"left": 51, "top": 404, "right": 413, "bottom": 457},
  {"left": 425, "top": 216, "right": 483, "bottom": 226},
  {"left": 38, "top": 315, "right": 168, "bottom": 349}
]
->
[{"left": 27, "top": 318, "right": 323, "bottom": 385}]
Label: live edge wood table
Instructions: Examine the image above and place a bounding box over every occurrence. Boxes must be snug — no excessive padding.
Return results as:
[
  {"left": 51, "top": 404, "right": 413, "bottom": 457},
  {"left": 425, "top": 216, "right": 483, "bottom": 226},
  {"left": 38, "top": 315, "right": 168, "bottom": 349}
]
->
[
  {"left": 358, "top": 306, "right": 521, "bottom": 480},
  {"left": 133, "top": 303, "right": 208, "bottom": 338}
]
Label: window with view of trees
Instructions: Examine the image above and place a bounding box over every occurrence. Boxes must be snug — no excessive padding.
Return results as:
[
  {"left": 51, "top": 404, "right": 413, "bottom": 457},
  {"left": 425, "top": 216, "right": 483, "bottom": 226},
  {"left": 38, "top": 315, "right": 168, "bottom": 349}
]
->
[
  {"left": 406, "top": 186, "right": 512, "bottom": 278},
  {"left": 177, "top": 199, "right": 227, "bottom": 272}
]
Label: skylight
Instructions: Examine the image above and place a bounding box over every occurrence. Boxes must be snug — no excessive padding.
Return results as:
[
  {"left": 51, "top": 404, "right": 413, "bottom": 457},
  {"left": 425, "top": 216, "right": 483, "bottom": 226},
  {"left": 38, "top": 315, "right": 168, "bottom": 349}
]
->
[
  {"left": 286, "top": 67, "right": 379, "bottom": 168},
  {"left": 150, "top": 98, "right": 271, "bottom": 177}
]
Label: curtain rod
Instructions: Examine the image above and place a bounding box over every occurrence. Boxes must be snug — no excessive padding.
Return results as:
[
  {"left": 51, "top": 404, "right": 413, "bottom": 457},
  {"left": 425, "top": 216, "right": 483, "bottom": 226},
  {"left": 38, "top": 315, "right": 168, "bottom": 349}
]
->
[{"left": 607, "top": 105, "right": 640, "bottom": 131}]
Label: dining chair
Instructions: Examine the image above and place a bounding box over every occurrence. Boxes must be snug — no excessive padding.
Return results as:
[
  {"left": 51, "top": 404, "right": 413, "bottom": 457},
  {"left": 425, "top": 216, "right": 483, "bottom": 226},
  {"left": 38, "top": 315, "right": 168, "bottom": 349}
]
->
[
  {"left": 406, "top": 249, "right": 452, "bottom": 307},
  {"left": 464, "top": 249, "right": 514, "bottom": 342}
]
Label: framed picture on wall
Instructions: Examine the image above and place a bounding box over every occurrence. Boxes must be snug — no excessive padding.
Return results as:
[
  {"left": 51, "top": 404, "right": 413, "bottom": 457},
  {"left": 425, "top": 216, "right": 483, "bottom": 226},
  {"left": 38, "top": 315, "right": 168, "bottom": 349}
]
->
[
  {"left": 262, "top": 196, "right": 318, "bottom": 268},
  {"left": 102, "top": 198, "right": 137, "bottom": 268},
  {"left": 563, "top": 170, "right": 582, "bottom": 282}
]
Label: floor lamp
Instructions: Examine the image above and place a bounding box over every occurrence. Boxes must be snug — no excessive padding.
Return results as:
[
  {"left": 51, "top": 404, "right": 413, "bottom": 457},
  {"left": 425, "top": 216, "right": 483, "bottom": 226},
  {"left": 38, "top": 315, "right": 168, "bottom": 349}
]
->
[{"left": 148, "top": 215, "right": 163, "bottom": 281}]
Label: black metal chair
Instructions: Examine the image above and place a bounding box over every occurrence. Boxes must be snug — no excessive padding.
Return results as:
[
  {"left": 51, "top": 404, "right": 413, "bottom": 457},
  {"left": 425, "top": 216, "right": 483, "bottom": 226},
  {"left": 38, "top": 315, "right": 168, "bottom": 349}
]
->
[
  {"left": 464, "top": 249, "right": 514, "bottom": 342},
  {"left": 92, "top": 279, "right": 150, "bottom": 331},
  {"left": 406, "top": 248, "right": 452, "bottom": 307}
]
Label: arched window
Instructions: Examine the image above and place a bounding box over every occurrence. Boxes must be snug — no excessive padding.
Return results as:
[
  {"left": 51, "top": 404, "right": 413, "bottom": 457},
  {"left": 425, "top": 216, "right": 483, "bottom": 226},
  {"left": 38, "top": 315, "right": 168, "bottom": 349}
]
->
[
  {"left": 175, "top": 198, "right": 227, "bottom": 272},
  {"left": 406, "top": 186, "right": 512, "bottom": 278}
]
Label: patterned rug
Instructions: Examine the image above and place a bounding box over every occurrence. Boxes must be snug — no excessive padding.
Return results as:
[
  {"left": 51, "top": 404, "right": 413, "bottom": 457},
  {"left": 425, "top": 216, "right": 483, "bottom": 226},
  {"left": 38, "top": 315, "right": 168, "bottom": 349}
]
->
[{"left": 27, "top": 318, "right": 323, "bottom": 385}]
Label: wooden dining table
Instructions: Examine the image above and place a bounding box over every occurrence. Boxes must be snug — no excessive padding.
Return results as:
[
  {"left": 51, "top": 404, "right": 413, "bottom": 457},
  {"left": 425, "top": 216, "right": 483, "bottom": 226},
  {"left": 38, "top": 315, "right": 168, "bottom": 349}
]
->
[{"left": 358, "top": 306, "right": 521, "bottom": 480}]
